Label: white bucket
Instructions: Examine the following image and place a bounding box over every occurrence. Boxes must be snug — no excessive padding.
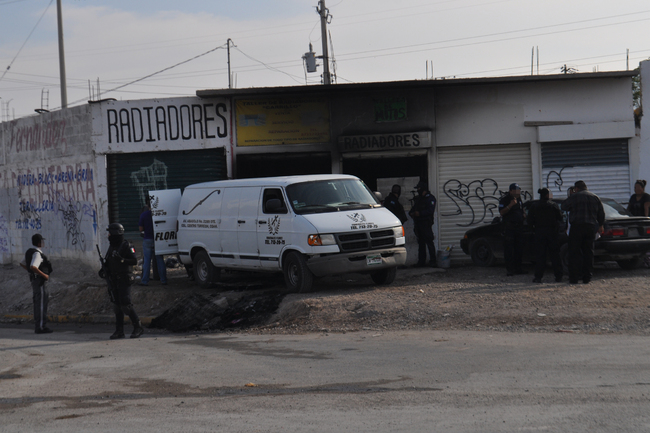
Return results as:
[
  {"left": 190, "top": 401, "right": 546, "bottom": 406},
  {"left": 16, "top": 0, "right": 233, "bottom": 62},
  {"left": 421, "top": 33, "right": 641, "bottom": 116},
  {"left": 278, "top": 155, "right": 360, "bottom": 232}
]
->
[{"left": 437, "top": 247, "right": 452, "bottom": 269}]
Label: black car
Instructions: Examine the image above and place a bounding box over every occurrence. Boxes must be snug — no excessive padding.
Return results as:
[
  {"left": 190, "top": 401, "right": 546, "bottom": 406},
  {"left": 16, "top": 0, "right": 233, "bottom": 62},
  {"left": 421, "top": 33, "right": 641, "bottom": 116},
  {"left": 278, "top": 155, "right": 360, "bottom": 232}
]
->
[{"left": 460, "top": 198, "right": 650, "bottom": 270}]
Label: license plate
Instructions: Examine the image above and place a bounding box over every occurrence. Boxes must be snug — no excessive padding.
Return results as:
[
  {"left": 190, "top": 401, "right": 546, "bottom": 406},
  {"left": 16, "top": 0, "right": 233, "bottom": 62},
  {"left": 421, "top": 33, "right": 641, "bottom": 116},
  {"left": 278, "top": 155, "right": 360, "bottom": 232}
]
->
[
  {"left": 628, "top": 228, "right": 639, "bottom": 238},
  {"left": 367, "top": 254, "right": 382, "bottom": 265}
]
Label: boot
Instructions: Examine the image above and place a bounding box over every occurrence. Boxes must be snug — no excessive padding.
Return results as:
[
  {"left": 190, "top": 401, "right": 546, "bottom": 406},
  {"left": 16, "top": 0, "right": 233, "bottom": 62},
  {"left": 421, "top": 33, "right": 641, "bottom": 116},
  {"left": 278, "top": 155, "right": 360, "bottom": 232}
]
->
[
  {"left": 130, "top": 322, "right": 144, "bottom": 339},
  {"left": 110, "top": 330, "right": 125, "bottom": 340}
]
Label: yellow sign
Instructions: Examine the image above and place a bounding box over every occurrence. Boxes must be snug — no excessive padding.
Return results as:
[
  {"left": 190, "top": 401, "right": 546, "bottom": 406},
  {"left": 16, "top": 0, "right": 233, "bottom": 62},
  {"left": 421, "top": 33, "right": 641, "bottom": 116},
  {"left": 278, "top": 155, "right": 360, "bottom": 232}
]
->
[{"left": 236, "top": 98, "right": 330, "bottom": 146}]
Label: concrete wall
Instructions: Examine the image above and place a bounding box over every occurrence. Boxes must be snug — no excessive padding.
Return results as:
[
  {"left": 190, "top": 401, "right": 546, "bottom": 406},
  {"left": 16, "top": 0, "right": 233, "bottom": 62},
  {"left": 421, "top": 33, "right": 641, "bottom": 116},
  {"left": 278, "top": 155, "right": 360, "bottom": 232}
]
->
[{"left": 0, "top": 105, "right": 97, "bottom": 265}]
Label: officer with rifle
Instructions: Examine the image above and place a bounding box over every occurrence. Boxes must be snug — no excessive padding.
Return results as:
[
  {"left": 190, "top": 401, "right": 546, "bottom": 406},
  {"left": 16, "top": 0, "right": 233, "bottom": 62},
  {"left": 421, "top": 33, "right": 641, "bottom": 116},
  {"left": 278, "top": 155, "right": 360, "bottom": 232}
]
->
[{"left": 98, "top": 223, "right": 144, "bottom": 339}]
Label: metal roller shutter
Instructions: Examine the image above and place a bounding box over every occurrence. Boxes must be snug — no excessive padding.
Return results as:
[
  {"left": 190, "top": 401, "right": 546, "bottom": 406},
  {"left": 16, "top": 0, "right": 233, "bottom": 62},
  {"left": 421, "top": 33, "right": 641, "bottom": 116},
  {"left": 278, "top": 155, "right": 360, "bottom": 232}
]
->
[
  {"left": 107, "top": 148, "right": 227, "bottom": 233},
  {"left": 541, "top": 140, "right": 630, "bottom": 204},
  {"left": 438, "top": 144, "right": 533, "bottom": 262}
]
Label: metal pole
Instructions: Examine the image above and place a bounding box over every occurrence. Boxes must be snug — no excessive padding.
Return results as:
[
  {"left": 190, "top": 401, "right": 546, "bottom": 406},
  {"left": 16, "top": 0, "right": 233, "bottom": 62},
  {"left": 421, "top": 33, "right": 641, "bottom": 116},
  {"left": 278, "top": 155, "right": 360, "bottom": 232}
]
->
[
  {"left": 56, "top": 0, "right": 68, "bottom": 108},
  {"left": 227, "top": 38, "right": 232, "bottom": 89},
  {"left": 318, "top": 0, "right": 331, "bottom": 85}
]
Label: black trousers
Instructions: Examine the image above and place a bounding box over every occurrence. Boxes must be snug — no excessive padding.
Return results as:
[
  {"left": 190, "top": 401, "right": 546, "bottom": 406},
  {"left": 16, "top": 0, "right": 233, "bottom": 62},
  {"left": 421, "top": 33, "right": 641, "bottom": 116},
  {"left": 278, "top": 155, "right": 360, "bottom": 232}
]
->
[
  {"left": 414, "top": 221, "right": 436, "bottom": 265},
  {"left": 568, "top": 223, "right": 597, "bottom": 282},
  {"left": 533, "top": 228, "right": 562, "bottom": 280},
  {"left": 503, "top": 226, "right": 525, "bottom": 274},
  {"left": 31, "top": 278, "right": 48, "bottom": 331},
  {"left": 112, "top": 284, "right": 140, "bottom": 331}
]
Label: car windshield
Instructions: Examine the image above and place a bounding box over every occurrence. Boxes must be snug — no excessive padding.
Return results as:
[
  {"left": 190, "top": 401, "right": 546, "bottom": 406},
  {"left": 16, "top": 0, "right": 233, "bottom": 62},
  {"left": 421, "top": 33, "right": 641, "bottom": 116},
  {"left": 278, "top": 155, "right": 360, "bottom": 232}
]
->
[
  {"left": 286, "top": 179, "right": 379, "bottom": 214},
  {"left": 601, "top": 198, "right": 632, "bottom": 219}
]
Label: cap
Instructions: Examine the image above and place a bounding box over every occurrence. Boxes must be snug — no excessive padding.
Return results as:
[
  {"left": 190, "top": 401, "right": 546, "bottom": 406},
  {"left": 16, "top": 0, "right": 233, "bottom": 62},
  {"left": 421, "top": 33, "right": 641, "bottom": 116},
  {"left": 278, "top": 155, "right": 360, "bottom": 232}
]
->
[
  {"left": 509, "top": 183, "right": 521, "bottom": 191},
  {"left": 415, "top": 181, "right": 428, "bottom": 190},
  {"left": 32, "top": 233, "right": 45, "bottom": 246}
]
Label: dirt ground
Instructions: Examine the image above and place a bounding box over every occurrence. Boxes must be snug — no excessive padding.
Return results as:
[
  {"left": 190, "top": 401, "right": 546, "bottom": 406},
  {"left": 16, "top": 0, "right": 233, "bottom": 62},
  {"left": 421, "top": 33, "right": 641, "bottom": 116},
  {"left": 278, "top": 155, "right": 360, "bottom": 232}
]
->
[{"left": 2, "top": 258, "right": 650, "bottom": 335}]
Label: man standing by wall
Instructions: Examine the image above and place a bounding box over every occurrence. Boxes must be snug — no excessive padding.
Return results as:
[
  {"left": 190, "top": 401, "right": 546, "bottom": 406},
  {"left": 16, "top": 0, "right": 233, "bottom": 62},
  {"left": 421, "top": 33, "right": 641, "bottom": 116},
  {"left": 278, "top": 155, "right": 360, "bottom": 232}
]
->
[
  {"left": 383, "top": 184, "right": 408, "bottom": 224},
  {"left": 499, "top": 183, "right": 526, "bottom": 276},
  {"left": 139, "top": 202, "right": 167, "bottom": 286},
  {"left": 561, "top": 180, "right": 605, "bottom": 284},
  {"left": 409, "top": 181, "right": 437, "bottom": 267},
  {"left": 20, "top": 234, "right": 53, "bottom": 334}
]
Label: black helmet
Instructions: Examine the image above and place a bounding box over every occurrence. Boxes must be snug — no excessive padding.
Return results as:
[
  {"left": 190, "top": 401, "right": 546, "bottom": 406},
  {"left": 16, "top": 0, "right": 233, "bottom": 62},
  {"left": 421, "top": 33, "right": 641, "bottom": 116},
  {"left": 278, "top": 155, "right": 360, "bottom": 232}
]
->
[{"left": 107, "top": 223, "right": 125, "bottom": 235}]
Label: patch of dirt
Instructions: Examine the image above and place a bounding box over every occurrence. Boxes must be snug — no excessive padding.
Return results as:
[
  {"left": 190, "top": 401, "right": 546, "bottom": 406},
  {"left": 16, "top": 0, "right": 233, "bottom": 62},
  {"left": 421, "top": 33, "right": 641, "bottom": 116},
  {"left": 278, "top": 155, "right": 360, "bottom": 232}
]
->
[{"left": 3, "top": 259, "right": 650, "bottom": 335}]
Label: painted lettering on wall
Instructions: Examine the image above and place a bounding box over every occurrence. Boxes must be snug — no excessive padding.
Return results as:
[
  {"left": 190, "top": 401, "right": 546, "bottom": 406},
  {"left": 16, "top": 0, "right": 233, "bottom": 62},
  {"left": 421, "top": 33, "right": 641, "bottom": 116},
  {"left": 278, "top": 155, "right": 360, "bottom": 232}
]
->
[
  {"left": 107, "top": 103, "right": 228, "bottom": 144},
  {"left": 9, "top": 119, "right": 67, "bottom": 153},
  {"left": 442, "top": 179, "right": 532, "bottom": 227},
  {"left": 337, "top": 131, "right": 431, "bottom": 153},
  {"left": 0, "top": 215, "right": 9, "bottom": 254}
]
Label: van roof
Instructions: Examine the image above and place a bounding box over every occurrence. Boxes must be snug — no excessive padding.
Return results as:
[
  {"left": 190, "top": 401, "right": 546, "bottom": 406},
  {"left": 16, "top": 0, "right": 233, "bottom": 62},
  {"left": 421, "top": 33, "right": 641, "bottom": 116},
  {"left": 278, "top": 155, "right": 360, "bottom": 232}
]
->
[{"left": 186, "top": 174, "right": 360, "bottom": 189}]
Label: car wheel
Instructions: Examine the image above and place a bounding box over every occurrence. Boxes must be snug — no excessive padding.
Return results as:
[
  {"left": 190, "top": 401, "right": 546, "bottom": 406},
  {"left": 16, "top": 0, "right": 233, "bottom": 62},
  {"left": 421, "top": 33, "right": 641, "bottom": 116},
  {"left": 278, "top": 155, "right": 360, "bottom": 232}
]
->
[
  {"left": 616, "top": 257, "right": 642, "bottom": 270},
  {"left": 283, "top": 251, "right": 314, "bottom": 293},
  {"left": 470, "top": 238, "right": 495, "bottom": 267},
  {"left": 371, "top": 267, "right": 397, "bottom": 285},
  {"left": 193, "top": 250, "right": 219, "bottom": 289}
]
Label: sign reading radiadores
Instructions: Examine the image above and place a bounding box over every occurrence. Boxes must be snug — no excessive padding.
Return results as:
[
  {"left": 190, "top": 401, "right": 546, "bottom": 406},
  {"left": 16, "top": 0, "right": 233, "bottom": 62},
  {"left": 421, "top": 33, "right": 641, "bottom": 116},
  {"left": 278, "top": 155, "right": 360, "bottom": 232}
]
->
[{"left": 337, "top": 131, "right": 431, "bottom": 153}]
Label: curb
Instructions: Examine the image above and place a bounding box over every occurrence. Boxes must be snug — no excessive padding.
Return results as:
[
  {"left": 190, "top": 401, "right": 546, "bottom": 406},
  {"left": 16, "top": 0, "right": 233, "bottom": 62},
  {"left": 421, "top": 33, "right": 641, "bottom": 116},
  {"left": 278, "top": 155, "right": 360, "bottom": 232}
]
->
[{"left": 2, "top": 314, "right": 155, "bottom": 326}]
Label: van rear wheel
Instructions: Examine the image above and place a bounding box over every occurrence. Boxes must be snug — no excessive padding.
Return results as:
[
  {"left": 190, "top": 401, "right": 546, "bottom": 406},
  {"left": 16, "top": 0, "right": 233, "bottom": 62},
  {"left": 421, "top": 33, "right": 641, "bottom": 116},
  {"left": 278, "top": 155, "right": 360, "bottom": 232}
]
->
[
  {"left": 193, "top": 250, "right": 219, "bottom": 288},
  {"left": 283, "top": 252, "right": 313, "bottom": 293},
  {"left": 371, "top": 267, "right": 397, "bottom": 285}
]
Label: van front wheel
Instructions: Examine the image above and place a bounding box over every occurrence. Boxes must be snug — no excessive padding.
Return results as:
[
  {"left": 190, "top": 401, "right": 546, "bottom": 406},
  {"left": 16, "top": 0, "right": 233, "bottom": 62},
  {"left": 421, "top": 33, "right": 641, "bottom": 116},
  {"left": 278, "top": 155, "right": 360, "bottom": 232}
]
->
[
  {"left": 283, "top": 252, "right": 313, "bottom": 293},
  {"left": 193, "top": 251, "right": 219, "bottom": 288},
  {"left": 371, "top": 267, "right": 397, "bottom": 285}
]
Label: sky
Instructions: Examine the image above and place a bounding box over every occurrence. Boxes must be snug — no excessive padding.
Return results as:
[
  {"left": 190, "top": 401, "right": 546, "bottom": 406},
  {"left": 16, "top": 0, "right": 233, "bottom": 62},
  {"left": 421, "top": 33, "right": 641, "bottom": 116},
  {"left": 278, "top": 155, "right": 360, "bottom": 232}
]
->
[{"left": 1, "top": 0, "right": 649, "bottom": 120}]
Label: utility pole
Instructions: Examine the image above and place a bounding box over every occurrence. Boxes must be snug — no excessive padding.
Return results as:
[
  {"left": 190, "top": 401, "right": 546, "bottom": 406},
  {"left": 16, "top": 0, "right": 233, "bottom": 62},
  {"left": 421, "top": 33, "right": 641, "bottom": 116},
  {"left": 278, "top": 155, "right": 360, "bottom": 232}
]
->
[
  {"left": 227, "top": 38, "right": 232, "bottom": 89},
  {"left": 317, "top": 0, "right": 331, "bottom": 85},
  {"left": 56, "top": 0, "right": 68, "bottom": 108}
]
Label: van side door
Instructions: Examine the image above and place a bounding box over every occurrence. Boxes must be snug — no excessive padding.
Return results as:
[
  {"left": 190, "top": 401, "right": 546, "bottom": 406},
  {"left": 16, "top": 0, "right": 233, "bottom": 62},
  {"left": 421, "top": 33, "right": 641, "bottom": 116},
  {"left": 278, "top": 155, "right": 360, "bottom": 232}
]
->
[
  {"left": 150, "top": 189, "right": 181, "bottom": 255},
  {"left": 237, "top": 186, "right": 262, "bottom": 266},
  {"left": 258, "top": 187, "right": 291, "bottom": 269}
]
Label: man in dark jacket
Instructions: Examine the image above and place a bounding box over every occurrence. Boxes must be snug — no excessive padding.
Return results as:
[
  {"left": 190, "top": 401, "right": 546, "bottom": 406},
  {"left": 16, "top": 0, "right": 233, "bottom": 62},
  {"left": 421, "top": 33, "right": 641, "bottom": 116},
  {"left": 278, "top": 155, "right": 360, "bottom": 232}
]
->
[
  {"left": 20, "top": 233, "right": 53, "bottom": 334},
  {"left": 499, "top": 183, "right": 526, "bottom": 276},
  {"left": 100, "top": 223, "right": 144, "bottom": 339},
  {"left": 409, "top": 181, "right": 437, "bottom": 267},
  {"left": 561, "top": 181, "right": 605, "bottom": 284},
  {"left": 527, "top": 188, "right": 564, "bottom": 283},
  {"left": 383, "top": 184, "right": 408, "bottom": 224}
]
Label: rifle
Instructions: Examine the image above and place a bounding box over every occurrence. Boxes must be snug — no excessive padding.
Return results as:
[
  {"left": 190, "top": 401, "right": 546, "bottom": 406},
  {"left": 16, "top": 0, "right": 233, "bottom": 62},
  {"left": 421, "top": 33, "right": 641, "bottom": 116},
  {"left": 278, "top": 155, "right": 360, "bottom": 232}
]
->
[{"left": 96, "top": 244, "right": 116, "bottom": 303}]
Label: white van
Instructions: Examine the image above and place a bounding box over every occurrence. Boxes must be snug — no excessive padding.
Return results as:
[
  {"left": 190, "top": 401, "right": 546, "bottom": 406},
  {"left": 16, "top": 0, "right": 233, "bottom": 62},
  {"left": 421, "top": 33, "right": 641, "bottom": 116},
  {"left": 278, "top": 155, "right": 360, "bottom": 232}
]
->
[{"left": 151, "top": 175, "right": 406, "bottom": 292}]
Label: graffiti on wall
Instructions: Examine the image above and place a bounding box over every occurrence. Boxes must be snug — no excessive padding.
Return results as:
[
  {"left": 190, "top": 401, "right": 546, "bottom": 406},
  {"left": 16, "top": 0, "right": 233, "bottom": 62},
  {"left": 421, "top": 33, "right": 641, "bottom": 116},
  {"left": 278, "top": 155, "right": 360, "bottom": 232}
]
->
[
  {"left": 545, "top": 166, "right": 573, "bottom": 194},
  {"left": 9, "top": 119, "right": 67, "bottom": 154},
  {"left": 12, "top": 163, "right": 97, "bottom": 249},
  {"left": 0, "top": 215, "right": 9, "bottom": 254},
  {"left": 442, "top": 178, "right": 531, "bottom": 227},
  {"left": 131, "top": 159, "right": 168, "bottom": 209}
]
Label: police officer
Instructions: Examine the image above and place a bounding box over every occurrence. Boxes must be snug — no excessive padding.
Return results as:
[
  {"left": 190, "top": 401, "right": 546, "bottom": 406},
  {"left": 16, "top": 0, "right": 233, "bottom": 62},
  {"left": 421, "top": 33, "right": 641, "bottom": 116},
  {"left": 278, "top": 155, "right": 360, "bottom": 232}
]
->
[
  {"left": 99, "top": 223, "right": 144, "bottom": 339},
  {"left": 527, "top": 188, "right": 563, "bottom": 283},
  {"left": 409, "top": 181, "right": 437, "bottom": 267},
  {"left": 383, "top": 184, "right": 408, "bottom": 224},
  {"left": 499, "top": 183, "right": 526, "bottom": 276},
  {"left": 20, "top": 233, "right": 53, "bottom": 334}
]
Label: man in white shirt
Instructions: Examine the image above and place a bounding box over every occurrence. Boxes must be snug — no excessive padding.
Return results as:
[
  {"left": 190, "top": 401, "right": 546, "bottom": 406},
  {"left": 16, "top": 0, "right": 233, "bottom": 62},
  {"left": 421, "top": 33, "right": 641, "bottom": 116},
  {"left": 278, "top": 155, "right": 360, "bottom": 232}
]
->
[{"left": 20, "top": 234, "right": 53, "bottom": 334}]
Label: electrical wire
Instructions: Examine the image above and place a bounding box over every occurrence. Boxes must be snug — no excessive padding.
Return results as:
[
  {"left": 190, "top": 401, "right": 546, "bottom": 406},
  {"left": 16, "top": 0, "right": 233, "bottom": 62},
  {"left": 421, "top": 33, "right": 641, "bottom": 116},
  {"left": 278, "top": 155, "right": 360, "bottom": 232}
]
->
[
  {"left": 232, "top": 45, "right": 305, "bottom": 84},
  {"left": 51, "top": 43, "right": 228, "bottom": 110},
  {"left": 0, "top": 0, "right": 53, "bottom": 83}
]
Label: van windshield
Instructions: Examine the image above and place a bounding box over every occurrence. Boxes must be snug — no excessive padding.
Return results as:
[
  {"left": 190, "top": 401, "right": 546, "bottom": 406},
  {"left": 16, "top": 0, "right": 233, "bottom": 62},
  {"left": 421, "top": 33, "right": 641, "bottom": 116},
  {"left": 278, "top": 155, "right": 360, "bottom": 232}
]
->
[{"left": 286, "top": 179, "right": 380, "bottom": 214}]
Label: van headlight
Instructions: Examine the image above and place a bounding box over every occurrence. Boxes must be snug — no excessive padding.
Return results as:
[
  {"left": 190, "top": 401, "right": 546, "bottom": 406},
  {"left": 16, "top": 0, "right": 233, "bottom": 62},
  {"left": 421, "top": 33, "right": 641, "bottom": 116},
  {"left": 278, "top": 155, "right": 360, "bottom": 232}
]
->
[
  {"left": 308, "top": 234, "right": 336, "bottom": 246},
  {"left": 393, "top": 226, "right": 405, "bottom": 238}
]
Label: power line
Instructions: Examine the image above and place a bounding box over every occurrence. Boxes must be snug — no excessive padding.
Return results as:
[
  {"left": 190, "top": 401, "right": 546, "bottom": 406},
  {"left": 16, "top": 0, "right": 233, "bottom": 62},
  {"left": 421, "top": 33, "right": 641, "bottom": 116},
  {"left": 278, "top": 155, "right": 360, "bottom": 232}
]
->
[{"left": 0, "top": 0, "right": 53, "bottom": 82}]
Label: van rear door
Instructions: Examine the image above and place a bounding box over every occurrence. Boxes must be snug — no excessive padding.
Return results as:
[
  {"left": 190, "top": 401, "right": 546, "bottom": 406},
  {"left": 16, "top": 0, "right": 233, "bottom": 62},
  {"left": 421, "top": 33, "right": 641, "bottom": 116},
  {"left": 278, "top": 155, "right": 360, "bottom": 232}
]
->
[{"left": 150, "top": 189, "right": 182, "bottom": 255}]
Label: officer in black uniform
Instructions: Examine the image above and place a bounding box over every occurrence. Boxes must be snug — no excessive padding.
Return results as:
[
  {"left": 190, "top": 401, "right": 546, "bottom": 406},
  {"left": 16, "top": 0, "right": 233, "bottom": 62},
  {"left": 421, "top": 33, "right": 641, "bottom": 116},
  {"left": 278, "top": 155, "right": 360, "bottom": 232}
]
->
[
  {"left": 20, "top": 233, "right": 54, "bottom": 334},
  {"left": 499, "top": 183, "right": 526, "bottom": 276},
  {"left": 99, "top": 223, "right": 144, "bottom": 339},
  {"left": 409, "top": 181, "right": 437, "bottom": 267},
  {"left": 383, "top": 184, "right": 408, "bottom": 224},
  {"left": 527, "top": 188, "right": 563, "bottom": 283}
]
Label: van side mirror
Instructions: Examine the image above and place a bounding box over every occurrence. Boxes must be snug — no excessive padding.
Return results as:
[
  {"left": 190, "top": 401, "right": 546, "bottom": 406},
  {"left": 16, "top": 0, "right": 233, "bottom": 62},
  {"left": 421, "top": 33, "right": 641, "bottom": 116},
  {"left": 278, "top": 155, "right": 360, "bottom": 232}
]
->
[
  {"left": 374, "top": 191, "right": 383, "bottom": 202},
  {"left": 266, "top": 198, "right": 287, "bottom": 214}
]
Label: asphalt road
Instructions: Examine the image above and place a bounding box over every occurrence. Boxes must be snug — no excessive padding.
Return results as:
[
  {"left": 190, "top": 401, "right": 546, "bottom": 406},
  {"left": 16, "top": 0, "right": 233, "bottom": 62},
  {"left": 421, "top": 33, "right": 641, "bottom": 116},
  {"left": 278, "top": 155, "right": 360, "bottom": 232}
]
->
[{"left": 1, "top": 323, "right": 650, "bottom": 432}]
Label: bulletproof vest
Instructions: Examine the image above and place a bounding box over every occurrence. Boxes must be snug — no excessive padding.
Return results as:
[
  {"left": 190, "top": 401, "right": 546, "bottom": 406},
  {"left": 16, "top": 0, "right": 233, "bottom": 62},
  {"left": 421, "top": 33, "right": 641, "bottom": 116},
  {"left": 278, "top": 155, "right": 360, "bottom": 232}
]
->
[
  {"left": 25, "top": 248, "right": 53, "bottom": 277},
  {"left": 106, "top": 241, "right": 135, "bottom": 285}
]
